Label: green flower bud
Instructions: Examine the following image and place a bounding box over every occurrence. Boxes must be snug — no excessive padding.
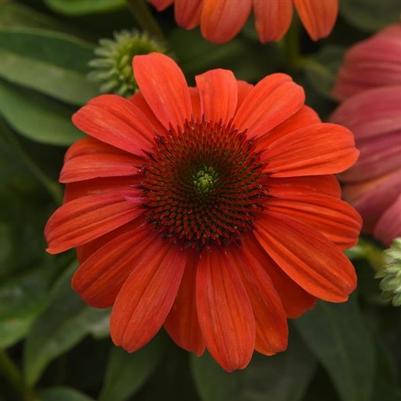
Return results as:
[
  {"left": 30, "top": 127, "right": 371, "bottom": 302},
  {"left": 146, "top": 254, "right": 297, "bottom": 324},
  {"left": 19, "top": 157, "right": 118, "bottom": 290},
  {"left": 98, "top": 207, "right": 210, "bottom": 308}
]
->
[
  {"left": 376, "top": 238, "right": 401, "bottom": 306},
  {"left": 89, "top": 30, "right": 167, "bottom": 97}
]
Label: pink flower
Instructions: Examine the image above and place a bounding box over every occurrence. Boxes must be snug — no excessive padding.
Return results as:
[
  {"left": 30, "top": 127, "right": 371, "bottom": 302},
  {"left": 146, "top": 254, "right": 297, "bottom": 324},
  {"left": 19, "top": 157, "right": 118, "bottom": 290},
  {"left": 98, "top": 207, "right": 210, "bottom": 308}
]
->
[
  {"left": 331, "top": 24, "right": 401, "bottom": 245},
  {"left": 333, "top": 24, "right": 401, "bottom": 101}
]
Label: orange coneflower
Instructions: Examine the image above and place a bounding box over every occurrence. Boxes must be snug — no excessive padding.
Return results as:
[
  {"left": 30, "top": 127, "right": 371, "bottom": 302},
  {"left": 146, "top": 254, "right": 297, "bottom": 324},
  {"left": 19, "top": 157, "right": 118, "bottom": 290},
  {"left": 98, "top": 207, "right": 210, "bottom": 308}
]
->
[
  {"left": 149, "top": 0, "right": 338, "bottom": 43},
  {"left": 45, "top": 53, "right": 361, "bottom": 372}
]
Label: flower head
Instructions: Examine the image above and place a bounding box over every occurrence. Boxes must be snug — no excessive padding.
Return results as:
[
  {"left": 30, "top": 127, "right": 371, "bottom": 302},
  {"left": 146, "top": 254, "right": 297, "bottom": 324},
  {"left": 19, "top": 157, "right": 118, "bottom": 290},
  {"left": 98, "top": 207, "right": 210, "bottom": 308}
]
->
[
  {"left": 89, "top": 30, "right": 166, "bottom": 96},
  {"left": 45, "top": 53, "right": 361, "bottom": 372},
  {"left": 332, "top": 24, "right": 401, "bottom": 246},
  {"left": 149, "top": 0, "right": 338, "bottom": 44}
]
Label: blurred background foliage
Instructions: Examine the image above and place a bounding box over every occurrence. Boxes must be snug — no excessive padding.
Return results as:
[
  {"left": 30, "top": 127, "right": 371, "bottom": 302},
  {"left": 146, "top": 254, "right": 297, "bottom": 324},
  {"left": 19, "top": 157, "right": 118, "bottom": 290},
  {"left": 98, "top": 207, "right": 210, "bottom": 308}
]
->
[{"left": 0, "top": 0, "right": 401, "bottom": 400}]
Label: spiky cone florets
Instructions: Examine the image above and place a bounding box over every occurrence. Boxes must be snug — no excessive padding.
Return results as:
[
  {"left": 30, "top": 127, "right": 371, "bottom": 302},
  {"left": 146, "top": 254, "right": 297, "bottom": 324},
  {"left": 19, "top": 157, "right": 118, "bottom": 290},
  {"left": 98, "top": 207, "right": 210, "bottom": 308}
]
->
[
  {"left": 89, "top": 30, "right": 167, "bottom": 97},
  {"left": 376, "top": 238, "right": 401, "bottom": 306}
]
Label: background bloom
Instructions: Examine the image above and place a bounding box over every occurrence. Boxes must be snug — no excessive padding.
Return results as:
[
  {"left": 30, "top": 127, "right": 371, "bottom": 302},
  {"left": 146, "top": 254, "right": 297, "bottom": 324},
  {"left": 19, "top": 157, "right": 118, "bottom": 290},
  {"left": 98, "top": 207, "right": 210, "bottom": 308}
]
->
[
  {"left": 45, "top": 53, "right": 360, "bottom": 372},
  {"left": 149, "top": 0, "right": 338, "bottom": 44},
  {"left": 332, "top": 24, "right": 401, "bottom": 245}
]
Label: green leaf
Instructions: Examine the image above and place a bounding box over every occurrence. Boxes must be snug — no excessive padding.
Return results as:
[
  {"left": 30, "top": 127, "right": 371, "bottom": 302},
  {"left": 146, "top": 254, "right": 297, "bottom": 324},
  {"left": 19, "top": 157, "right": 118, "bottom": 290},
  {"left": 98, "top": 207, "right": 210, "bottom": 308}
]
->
[
  {"left": 0, "top": 2, "right": 65, "bottom": 31},
  {"left": 0, "top": 265, "right": 55, "bottom": 348},
  {"left": 0, "top": 27, "right": 98, "bottom": 105},
  {"left": 372, "top": 341, "right": 401, "bottom": 401},
  {"left": 191, "top": 331, "right": 316, "bottom": 401},
  {"left": 0, "top": 80, "right": 81, "bottom": 146},
  {"left": 295, "top": 297, "right": 376, "bottom": 401},
  {"left": 341, "top": 0, "right": 401, "bottom": 32},
  {"left": 44, "top": 0, "right": 126, "bottom": 15},
  {"left": 99, "top": 339, "right": 164, "bottom": 401},
  {"left": 39, "top": 387, "right": 94, "bottom": 401},
  {"left": 24, "top": 266, "right": 109, "bottom": 386},
  {"left": 302, "top": 46, "right": 345, "bottom": 100}
]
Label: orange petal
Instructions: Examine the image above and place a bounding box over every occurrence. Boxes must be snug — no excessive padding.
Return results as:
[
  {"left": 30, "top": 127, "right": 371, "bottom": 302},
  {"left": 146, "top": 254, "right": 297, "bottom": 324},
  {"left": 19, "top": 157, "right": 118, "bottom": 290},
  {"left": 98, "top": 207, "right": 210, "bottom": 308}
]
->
[
  {"left": 129, "top": 91, "right": 168, "bottom": 136},
  {"left": 189, "top": 87, "right": 201, "bottom": 121},
  {"left": 45, "top": 190, "right": 142, "bottom": 254},
  {"left": 201, "top": 0, "right": 252, "bottom": 44},
  {"left": 253, "top": 0, "right": 293, "bottom": 42},
  {"left": 64, "top": 176, "right": 140, "bottom": 203},
  {"left": 255, "top": 212, "right": 357, "bottom": 302},
  {"left": 72, "top": 222, "right": 156, "bottom": 308},
  {"left": 268, "top": 175, "right": 341, "bottom": 199},
  {"left": 237, "top": 80, "right": 253, "bottom": 108},
  {"left": 175, "top": 0, "right": 202, "bottom": 29},
  {"left": 241, "top": 234, "right": 316, "bottom": 319},
  {"left": 294, "top": 0, "right": 338, "bottom": 41},
  {"left": 60, "top": 138, "right": 139, "bottom": 183},
  {"left": 256, "top": 105, "right": 320, "bottom": 147},
  {"left": 262, "top": 123, "right": 359, "bottom": 177},
  {"left": 195, "top": 69, "right": 238, "bottom": 123},
  {"left": 148, "top": 0, "right": 173, "bottom": 11},
  {"left": 110, "top": 242, "right": 187, "bottom": 352},
  {"left": 196, "top": 249, "right": 255, "bottom": 372},
  {"left": 229, "top": 246, "right": 288, "bottom": 356},
  {"left": 72, "top": 95, "right": 154, "bottom": 157},
  {"left": 266, "top": 194, "right": 362, "bottom": 249},
  {"left": 234, "top": 73, "right": 305, "bottom": 139},
  {"left": 133, "top": 53, "right": 192, "bottom": 130},
  {"left": 164, "top": 251, "right": 205, "bottom": 356}
]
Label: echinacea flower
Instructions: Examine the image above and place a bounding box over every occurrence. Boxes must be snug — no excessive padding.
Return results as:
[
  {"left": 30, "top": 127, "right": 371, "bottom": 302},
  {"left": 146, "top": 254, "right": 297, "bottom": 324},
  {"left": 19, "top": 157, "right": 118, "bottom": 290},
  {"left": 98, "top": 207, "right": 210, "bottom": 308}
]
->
[
  {"left": 149, "top": 0, "right": 338, "bottom": 44},
  {"left": 45, "top": 53, "right": 361, "bottom": 372},
  {"left": 332, "top": 24, "right": 401, "bottom": 246}
]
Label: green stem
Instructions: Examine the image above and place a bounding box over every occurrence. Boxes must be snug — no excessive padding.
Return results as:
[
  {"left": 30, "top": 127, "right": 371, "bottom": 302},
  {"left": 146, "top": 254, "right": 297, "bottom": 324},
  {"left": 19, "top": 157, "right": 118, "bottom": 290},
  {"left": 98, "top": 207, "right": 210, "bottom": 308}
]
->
[
  {"left": 127, "top": 0, "right": 165, "bottom": 41},
  {"left": 280, "top": 19, "right": 301, "bottom": 70},
  {"left": 1, "top": 125, "right": 62, "bottom": 204},
  {"left": 0, "top": 349, "right": 34, "bottom": 401}
]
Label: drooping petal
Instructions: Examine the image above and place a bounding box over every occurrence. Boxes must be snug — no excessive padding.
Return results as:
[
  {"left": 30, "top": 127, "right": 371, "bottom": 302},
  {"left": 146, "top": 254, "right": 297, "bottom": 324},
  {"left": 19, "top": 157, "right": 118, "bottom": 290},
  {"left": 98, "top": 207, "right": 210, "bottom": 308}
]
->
[
  {"left": 262, "top": 123, "right": 359, "bottom": 177},
  {"left": 60, "top": 138, "right": 139, "bottom": 183},
  {"left": 201, "top": 0, "right": 252, "bottom": 44},
  {"left": 164, "top": 251, "right": 205, "bottom": 356},
  {"left": 241, "top": 234, "right": 316, "bottom": 319},
  {"left": 148, "top": 0, "right": 173, "bottom": 11},
  {"left": 255, "top": 212, "right": 357, "bottom": 302},
  {"left": 331, "top": 86, "right": 401, "bottom": 142},
  {"left": 234, "top": 73, "right": 305, "bottom": 140},
  {"left": 175, "top": 0, "right": 202, "bottom": 29},
  {"left": 110, "top": 242, "right": 187, "bottom": 352},
  {"left": 72, "top": 95, "right": 154, "bottom": 156},
  {"left": 196, "top": 249, "right": 255, "bottom": 372},
  {"left": 374, "top": 194, "right": 401, "bottom": 246},
  {"left": 72, "top": 221, "right": 157, "bottom": 308},
  {"left": 195, "top": 69, "right": 238, "bottom": 123},
  {"left": 45, "top": 190, "right": 142, "bottom": 254},
  {"left": 268, "top": 175, "right": 341, "bottom": 199},
  {"left": 344, "top": 169, "right": 401, "bottom": 233},
  {"left": 253, "top": 0, "right": 293, "bottom": 42},
  {"left": 294, "top": 0, "right": 338, "bottom": 41},
  {"left": 266, "top": 194, "right": 362, "bottom": 249},
  {"left": 229, "top": 246, "right": 288, "bottom": 356},
  {"left": 333, "top": 29, "right": 401, "bottom": 100},
  {"left": 133, "top": 53, "right": 192, "bottom": 130},
  {"left": 341, "top": 131, "right": 401, "bottom": 182}
]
